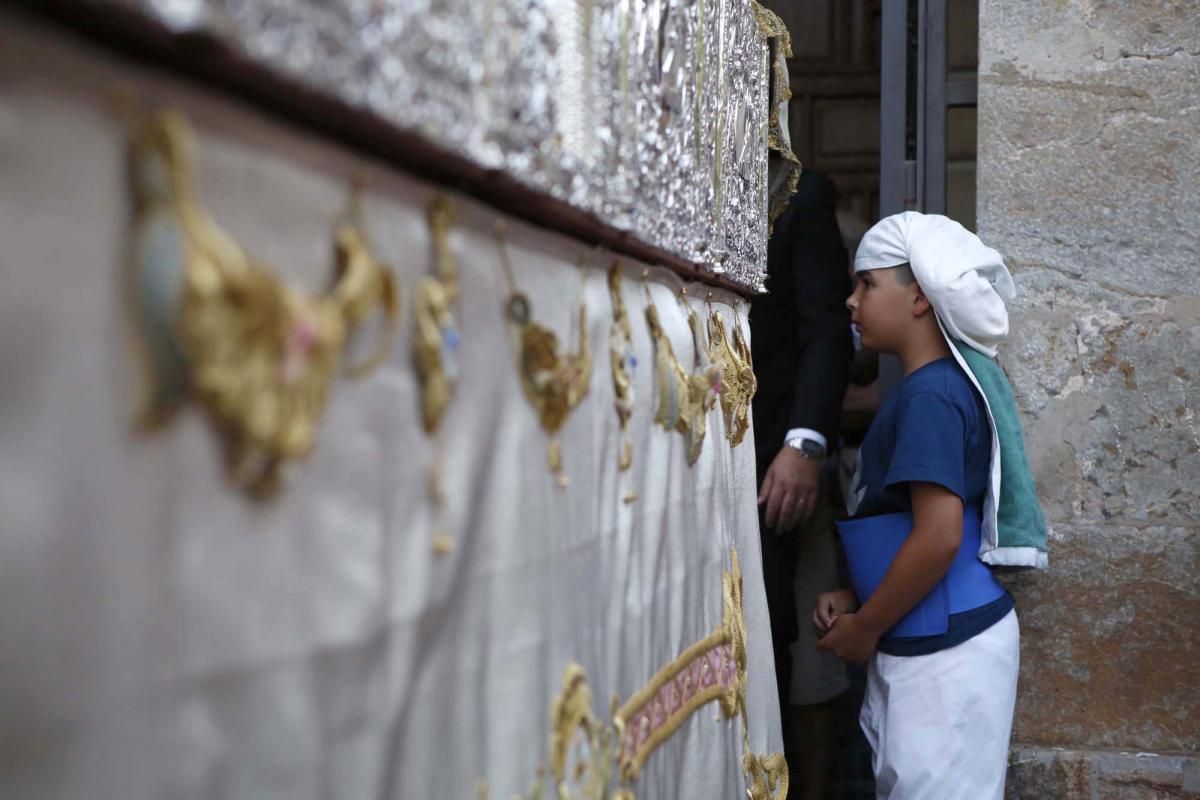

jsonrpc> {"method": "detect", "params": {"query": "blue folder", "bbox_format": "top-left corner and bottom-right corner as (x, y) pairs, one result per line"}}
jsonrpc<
(835, 504), (1004, 639)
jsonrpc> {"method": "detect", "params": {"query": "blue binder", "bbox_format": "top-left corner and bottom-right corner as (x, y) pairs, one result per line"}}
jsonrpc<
(835, 504), (1005, 639)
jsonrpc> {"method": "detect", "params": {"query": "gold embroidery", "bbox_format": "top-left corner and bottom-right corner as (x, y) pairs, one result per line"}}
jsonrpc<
(732, 307), (758, 429)
(707, 308), (756, 446)
(413, 196), (460, 434)
(549, 665), (616, 799)
(612, 549), (747, 781)
(753, 2), (803, 232)
(128, 110), (396, 498)
(644, 288), (721, 465)
(496, 224), (592, 486)
(608, 264), (638, 502)
(413, 197), (461, 554)
(500, 550), (785, 799)
(332, 188), (400, 379)
(743, 751), (789, 800)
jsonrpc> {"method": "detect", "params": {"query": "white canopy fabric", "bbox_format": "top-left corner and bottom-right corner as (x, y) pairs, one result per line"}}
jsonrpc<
(0, 16), (783, 800)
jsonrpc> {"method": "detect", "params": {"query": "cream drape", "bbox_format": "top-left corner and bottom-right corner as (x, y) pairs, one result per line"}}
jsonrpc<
(0, 15), (782, 799)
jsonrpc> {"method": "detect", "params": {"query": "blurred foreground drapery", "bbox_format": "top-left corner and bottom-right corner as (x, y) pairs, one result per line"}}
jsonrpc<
(0, 10), (785, 799)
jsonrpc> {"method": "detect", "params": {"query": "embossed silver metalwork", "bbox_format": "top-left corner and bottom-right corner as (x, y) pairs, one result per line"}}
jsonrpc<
(108, 0), (784, 291)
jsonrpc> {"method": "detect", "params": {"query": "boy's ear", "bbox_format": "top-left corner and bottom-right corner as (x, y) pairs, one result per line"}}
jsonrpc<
(911, 285), (934, 318)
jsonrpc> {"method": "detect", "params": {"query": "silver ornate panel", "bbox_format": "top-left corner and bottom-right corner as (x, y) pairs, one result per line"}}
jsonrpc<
(104, 0), (784, 292)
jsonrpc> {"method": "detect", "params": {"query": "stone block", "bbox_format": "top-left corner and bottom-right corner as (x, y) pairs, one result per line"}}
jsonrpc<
(1006, 746), (1200, 799)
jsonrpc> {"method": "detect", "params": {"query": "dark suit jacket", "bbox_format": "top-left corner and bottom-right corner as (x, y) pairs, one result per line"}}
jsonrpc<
(750, 170), (854, 475)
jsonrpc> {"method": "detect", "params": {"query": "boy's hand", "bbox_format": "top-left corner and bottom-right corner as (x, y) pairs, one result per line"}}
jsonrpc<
(758, 447), (821, 532)
(816, 612), (880, 665)
(812, 588), (858, 635)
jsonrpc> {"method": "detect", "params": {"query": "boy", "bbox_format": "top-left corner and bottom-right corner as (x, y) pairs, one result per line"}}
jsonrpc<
(812, 212), (1029, 799)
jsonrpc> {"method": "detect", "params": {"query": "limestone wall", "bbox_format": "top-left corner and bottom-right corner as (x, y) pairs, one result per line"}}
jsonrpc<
(977, 1), (1199, 796)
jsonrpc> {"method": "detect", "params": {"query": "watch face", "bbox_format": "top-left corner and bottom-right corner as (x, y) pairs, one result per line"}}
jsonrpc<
(800, 439), (824, 459)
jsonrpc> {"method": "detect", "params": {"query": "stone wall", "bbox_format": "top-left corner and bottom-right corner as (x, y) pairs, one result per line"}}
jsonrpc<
(977, 1), (1199, 796)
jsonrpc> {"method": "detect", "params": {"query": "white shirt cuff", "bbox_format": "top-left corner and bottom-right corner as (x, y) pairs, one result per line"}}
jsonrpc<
(784, 428), (827, 449)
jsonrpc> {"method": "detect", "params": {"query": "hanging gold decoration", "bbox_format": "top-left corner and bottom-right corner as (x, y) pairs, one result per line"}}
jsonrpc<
(413, 196), (461, 433)
(128, 110), (397, 498)
(643, 287), (722, 466)
(644, 301), (684, 432)
(743, 751), (790, 800)
(413, 196), (462, 554)
(607, 265), (638, 502)
(732, 306), (758, 440)
(706, 307), (756, 447)
(496, 223), (592, 486)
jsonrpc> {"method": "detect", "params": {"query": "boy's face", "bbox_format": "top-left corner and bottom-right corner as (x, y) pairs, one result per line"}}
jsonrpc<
(845, 266), (921, 353)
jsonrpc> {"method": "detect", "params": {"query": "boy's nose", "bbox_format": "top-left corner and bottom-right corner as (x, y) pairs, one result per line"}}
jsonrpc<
(846, 292), (858, 312)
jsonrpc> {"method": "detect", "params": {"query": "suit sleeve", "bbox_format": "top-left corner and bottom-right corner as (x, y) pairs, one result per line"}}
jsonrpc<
(783, 198), (854, 445)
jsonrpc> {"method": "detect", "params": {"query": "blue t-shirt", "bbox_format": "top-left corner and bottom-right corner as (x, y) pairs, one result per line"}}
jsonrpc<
(848, 356), (1013, 656)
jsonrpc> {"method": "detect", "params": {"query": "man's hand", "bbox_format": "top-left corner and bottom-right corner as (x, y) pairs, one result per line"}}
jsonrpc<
(815, 612), (880, 665)
(812, 588), (858, 636)
(758, 446), (821, 532)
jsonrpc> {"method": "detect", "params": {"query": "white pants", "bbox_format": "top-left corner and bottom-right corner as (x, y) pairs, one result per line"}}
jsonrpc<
(860, 610), (1019, 800)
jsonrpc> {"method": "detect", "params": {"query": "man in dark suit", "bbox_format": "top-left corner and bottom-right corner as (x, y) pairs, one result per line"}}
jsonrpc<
(751, 169), (854, 798)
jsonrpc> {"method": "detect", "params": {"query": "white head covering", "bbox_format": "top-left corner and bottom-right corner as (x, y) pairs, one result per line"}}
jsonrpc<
(854, 212), (1015, 358)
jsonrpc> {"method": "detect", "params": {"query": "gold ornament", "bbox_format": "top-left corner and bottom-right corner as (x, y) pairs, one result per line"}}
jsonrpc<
(732, 308), (757, 402)
(413, 196), (462, 554)
(643, 287), (722, 466)
(331, 191), (400, 378)
(488, 549), (785, 799)
(128, 110), (397, 498)
(743, 752), (789, 800)
(608, 264), (638, 503)
(496, 224), (592, 485)
(707, 307), (756, 446)
(413, 196), (461, 434)
(550, 665), (615, 799)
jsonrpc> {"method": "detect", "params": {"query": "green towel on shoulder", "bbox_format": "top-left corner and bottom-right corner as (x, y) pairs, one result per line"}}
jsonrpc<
(953, 343), (1050, 569)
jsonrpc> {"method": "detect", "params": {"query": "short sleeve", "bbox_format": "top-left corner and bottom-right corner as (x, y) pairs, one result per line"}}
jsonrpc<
(883, 392), (968, 500)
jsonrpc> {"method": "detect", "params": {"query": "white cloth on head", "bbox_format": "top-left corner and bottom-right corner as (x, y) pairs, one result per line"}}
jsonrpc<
(860, 610), (1020, 800)
(853, 212), (1015, 358)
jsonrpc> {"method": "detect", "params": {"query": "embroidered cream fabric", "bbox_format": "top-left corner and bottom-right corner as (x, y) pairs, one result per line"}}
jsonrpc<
(644, 293), (721, 466)
(613, 548), (749, 782)
(128, 109), (396, 498)
(707, 307), (757, 447)
(413, 196), (462, 553)
(497, 227), (592, 484)
(496, 551), (785, 799)
(608, 264), (636, 475)
(0, 36), (784, 798)
(413, 196), (460, 435)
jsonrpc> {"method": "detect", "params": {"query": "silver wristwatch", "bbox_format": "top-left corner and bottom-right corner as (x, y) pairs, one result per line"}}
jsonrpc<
(786, 437), (826, 461)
